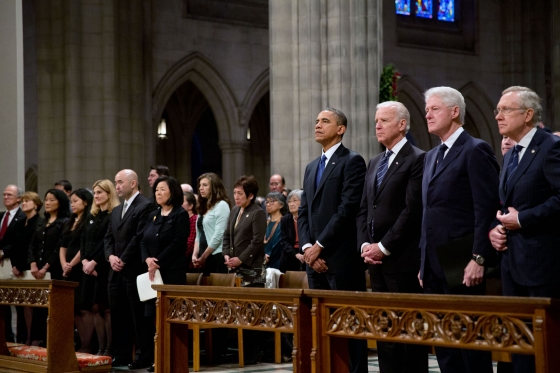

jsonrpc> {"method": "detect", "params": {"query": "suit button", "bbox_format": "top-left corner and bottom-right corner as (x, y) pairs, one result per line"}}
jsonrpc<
(156, 234), (158, 236)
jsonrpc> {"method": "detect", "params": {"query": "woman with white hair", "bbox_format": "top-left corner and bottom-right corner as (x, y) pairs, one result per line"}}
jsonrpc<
(279, 189), (305, 272)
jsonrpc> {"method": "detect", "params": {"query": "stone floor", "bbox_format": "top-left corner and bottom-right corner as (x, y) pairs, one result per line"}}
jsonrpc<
(115, 353), (498, 372)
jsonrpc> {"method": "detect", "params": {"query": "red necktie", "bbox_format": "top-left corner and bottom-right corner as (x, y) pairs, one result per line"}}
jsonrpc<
(0, 212), (9, 240)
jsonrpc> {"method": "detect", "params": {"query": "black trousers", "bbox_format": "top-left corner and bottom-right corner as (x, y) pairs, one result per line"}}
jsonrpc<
(108, 269), (155, 364)
(422, 261), (493, 373)
(369, 266), (429, 373)
(501, 267), (560, 373)
(308, 269), (369, 373)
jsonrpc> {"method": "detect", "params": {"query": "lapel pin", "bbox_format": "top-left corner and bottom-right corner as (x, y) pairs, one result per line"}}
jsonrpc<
(246, 214), (249, 218)
(395, 162), (399, 165)
(153, 216), (156, 221)
(90, 220), (93, 224)
(531, 150), (535, 153)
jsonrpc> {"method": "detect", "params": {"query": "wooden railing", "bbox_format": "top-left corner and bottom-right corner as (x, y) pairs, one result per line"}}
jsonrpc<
(153, 285), (312, 373)
(154, 286), (560, 373)
(306, 290), (560, 373)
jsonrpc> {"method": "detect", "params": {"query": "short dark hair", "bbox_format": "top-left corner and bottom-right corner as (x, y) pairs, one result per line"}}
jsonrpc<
(44, 188), (71, 219)
(150, 165), (171, 177)
(54, 180), (72, 193)
(234, 175), (259, 202)
(152, 175), (183, 207)
(324, 107), (347, 127)
(183, 191), (198, 215)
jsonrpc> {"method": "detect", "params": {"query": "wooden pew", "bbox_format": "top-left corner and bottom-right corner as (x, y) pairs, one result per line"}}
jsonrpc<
(0, 280), (111, 373)
(305, 290), (560, 373)
(153, 285), (311, 373)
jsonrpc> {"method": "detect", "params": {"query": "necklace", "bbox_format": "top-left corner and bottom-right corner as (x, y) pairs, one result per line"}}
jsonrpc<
(263, 219), (280, 244)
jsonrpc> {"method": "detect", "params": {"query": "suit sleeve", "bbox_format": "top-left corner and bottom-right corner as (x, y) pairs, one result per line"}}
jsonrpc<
(380, 152), (425, 256)
(222, 209), (235, 257)
(120, 202), (151, 265)
(316, 154), (366, 251)
(468, 142), (500, 263)
(238, 208), (266, 265)
(298, 165), (312, 247)
(356, 159), (374, 251)
(104, 215), (115, 261)
(155, 211), (190, 271)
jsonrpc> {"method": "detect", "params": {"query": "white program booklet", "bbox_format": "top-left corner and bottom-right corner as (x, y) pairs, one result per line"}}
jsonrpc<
(136, 270), (163, 302)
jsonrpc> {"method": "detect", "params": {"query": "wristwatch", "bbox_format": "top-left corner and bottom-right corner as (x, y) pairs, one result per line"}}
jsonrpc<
(472, 254), (485, 266)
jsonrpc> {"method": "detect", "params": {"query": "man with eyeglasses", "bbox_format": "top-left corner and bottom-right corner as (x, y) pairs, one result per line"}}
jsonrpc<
(489, 86), (560, 373)
(419, 87), (499, 373)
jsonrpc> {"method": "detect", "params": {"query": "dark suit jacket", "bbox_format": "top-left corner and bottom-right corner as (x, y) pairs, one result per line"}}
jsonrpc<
(493, 129), (560, 286)
(298, 144), (366, 274)
(222, 202), (266, 270)
(10, 213), (38, 272)
(279, 213), (303, 272)
(1, 208), (26, 261)
(28, 215), (70, 279)
(104, 194), (153, 280)
(356, 141), (425, 274)
(420, 130), (500, 281)
(141, 207), (189, 285)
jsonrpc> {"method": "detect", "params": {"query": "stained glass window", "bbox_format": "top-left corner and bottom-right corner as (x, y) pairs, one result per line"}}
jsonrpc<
(416, 0), (432, 19)
(395, 0), (410, 16)
(438, 0), (455, 22)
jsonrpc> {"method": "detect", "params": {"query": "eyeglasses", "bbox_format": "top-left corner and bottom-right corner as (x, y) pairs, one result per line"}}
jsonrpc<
(265, 199), (279, 204)
(269, 182), (282, 186)
(494, 107), (526, 116)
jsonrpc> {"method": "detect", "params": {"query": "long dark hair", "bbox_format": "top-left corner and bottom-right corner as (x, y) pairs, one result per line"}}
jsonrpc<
(66, 188), (93, 232)
(197, 173), (231, 215)
(152, 176), (183, 208)
(44, 189), (71, 220)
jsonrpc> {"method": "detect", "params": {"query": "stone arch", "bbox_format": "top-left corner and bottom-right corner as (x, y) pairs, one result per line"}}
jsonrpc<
(25, 165), (38, 193)
(460, 82), (501, 159)
(398, 75), (438, 151)
(152, 52), (239, 144)
(241, 68), (270, 128)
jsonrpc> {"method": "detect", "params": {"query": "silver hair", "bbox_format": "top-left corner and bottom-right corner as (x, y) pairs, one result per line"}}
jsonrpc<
(502, 86), (542, 126)
(287, 189), (303, 201)
(424, 86), (466, 125)
(376, 101), (411, 133)
(16, 186), (23, 198)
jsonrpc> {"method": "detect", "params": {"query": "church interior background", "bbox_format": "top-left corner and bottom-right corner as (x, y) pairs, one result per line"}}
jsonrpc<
(2, 0), (558, 197)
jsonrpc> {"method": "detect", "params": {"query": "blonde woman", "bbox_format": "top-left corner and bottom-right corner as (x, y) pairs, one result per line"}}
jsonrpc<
(80, 180), (120, 356)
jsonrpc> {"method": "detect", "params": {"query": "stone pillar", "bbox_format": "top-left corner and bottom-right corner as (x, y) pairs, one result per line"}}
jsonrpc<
(0, 0), (25, 192)
(219, 141), (248, 193)
(35, 0), (148, 194)
(270, 0), (383, 189)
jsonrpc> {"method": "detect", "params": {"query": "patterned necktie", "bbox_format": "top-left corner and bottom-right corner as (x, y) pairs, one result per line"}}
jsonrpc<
(121, 201), (128, 219)
(505, 145), (523, 191)
(376, 150), (394, 190)
(315, 154), (327, 188)
(435, 144), (448, 172)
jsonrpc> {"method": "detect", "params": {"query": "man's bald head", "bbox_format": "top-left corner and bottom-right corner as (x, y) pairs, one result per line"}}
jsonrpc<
(115, 169), (139, 200)
(181, 184), (193, 193)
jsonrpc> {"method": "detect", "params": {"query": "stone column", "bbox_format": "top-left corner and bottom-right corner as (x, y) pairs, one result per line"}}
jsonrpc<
(0, 0), (25, 191)
(35, 0), (148, 194)
(270, 0), (383, 189)
(219, 141), (248, 193)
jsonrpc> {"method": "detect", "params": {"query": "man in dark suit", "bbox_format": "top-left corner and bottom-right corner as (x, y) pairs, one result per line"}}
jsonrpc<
(357, 102), (427, 373)
(299, 108), (368, 373)
(0, 185), (26, 342)
(489, 86), (560, 373)
(419, 87), (500, 373)
(104, 169), (154, 368)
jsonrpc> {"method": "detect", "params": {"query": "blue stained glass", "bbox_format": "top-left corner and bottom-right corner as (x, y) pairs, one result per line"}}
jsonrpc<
(416, 0), (432, 19)
(395, 0), (411, 15)
(438, 0), (455, 21)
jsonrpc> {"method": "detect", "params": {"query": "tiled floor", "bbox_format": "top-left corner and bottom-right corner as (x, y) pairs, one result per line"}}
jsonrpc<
(116, 353), (498, 372)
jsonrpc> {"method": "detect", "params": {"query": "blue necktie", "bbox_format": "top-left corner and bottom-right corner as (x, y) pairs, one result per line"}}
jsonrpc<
(315, 154), (327, 188)
(376, 150), (393, 190)
(505, 145), (523, 191)
(435, 143), (448, 172)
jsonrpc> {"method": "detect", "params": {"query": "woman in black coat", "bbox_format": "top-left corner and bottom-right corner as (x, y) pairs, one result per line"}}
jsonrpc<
(279, 189), (305, 273)
(141, 176), (189, 291)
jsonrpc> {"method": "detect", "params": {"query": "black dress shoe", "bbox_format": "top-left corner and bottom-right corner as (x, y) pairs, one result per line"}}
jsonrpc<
(111, 357), (130, 367)
(128, 361), (151, 369)
(146, 365), (155, 372)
